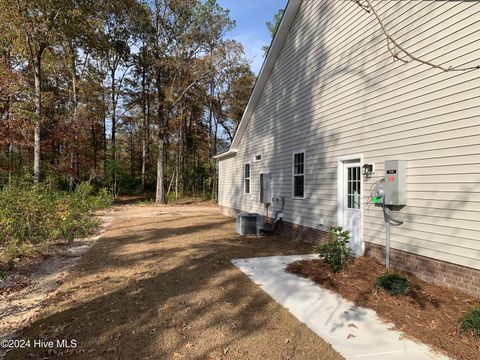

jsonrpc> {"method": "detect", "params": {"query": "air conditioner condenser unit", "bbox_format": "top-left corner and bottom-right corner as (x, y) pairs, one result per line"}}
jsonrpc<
(236, 213), (263, 236)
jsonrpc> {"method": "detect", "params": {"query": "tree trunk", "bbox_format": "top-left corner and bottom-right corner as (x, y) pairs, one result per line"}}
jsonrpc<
(33, 55), (42, 183)
(102, 89), (107, 175)
(178, 105), (185, 197)
(4, 49), (13, 183)
(141, 68), (147, 192)
(70, 45), (78, 190)
(212, 121), (218, 200)
(155, 134), (165, 203)
(69, 151), (75, 191)
(111, 69), (117, 194)
(155, 67), (165, 203)
(7, 143), (13, 183)
(92, 124), (97, 171)
(175, 157), (178, 202)
(209, 81), (214, 158)
(129, 132), (134, 178)
(6, 98), (13, 183)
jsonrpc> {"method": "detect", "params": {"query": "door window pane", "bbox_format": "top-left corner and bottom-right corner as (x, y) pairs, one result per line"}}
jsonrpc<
(346, 166), (361, 209)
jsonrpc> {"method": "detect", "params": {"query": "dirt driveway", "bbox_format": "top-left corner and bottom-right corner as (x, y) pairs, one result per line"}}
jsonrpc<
(5, 203), (341, 360)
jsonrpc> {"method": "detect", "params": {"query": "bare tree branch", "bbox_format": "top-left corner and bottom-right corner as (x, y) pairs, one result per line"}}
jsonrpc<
(355, 0), (480, 72)
(170, 74), (207, 109)
(353, 0), (370, 13)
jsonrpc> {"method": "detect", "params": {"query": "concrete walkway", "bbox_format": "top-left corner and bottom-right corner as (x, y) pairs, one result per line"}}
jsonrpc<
(232, 255), (449, 360)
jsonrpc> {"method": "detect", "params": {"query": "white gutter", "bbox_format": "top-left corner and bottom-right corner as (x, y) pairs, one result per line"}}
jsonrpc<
(213, 149), (237, 160)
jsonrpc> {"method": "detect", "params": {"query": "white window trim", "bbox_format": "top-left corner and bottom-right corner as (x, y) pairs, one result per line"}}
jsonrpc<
(292, 151), (305, 199)
(336, 154), (364, 256)
(336, 154), (364, 225)
(244, 163), (251, 194)
(254, 154), (262, 162)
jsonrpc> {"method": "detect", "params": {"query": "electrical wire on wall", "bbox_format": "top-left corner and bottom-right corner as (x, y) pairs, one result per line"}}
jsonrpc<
(382, 201), (404, 226)
(260, 196), (285, 235)
(365, 178), (384, 210)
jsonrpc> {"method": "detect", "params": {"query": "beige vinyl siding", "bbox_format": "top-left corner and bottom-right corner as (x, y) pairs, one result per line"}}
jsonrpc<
(218, 0), (480, 270)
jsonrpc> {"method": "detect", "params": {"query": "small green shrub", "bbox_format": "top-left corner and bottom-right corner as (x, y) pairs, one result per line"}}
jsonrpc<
(461, 307), (480, 338)
(313, 226), (352, 272)
(375, 273), (410, 296)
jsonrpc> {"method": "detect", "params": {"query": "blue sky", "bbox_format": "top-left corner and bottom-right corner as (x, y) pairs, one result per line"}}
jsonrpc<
(218, 0), (288, 74)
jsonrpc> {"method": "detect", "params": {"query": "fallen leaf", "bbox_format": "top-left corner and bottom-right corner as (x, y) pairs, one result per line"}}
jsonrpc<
(347, 323), (358, 329)
(347, 334), (356, 340)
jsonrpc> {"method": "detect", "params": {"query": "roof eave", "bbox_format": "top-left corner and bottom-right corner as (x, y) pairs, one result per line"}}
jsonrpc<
(213, 149), (238, 161)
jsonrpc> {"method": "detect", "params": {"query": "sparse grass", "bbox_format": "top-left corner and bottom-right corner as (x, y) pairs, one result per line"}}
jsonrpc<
(461, 307), (480, 338)
(138, 198), (156, 205)
(375, 272), (410, 296)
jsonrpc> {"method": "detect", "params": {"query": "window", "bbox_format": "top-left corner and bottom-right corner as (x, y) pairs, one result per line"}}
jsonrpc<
(244, 163), (251, 194)
(293, 152), (305, 198)
(254, 154), (262, 162)
(346, 166), (361, 209)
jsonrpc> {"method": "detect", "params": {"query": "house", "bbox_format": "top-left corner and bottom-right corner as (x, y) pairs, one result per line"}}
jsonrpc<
(215, 0), (480, 296)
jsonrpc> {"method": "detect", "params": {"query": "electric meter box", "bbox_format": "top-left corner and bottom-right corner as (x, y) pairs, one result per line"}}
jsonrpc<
(384, 160), (407, 206)
(260, 173), (272, 204)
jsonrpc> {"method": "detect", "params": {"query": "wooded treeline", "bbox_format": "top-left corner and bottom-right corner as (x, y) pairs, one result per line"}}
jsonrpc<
(0, 0), (255, 202)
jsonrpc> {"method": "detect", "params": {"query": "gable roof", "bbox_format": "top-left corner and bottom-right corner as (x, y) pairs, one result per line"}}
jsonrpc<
(214, 0), (302, 160)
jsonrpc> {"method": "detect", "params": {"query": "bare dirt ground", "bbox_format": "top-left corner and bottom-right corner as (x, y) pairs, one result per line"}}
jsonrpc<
(0, 213), (114, 347)
(3, 203), (341, 360)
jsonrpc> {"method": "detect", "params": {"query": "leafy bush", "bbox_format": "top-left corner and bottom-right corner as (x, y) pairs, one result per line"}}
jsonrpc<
(461, 307), (480, 338)
(0, 181), (112, 260)
(313, 226), (352, 272)
(375, 273), (410, 296)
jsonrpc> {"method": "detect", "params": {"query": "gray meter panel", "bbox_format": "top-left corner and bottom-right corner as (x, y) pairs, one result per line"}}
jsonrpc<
(260, 173), (272, 204)
(384, 160), (407, 206)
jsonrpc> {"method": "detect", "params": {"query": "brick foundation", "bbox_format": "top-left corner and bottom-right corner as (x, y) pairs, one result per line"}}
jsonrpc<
(364, 243), (480, 297)
(276, 220), (330, 244)
(219, 205), (480, 298)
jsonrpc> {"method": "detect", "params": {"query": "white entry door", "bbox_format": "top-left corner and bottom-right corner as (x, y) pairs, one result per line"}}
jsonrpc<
(343, 161), (363, 255)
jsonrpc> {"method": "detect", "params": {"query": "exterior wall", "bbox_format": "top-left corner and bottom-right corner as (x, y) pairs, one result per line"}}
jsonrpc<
(218, 1), (480, 274)
(219, 204), (480, 297)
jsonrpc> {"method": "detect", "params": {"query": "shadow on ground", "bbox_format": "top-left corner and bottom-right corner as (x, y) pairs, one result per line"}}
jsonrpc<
(5, 204), (341, 360)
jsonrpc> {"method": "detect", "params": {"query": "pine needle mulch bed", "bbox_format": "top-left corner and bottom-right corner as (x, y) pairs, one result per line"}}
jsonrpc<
(286, 257), (480, 360)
